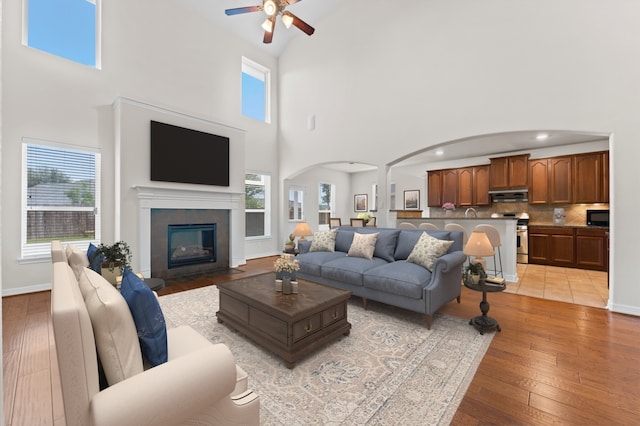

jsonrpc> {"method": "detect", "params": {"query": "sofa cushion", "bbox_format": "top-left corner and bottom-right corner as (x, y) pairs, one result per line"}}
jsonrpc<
(363, 261), (432, 299)
(335, 229), (355, 253)
(406, 232), (454, 271)
(347, 232), (379, 259)
(79, 268), (144, 385)
(120, 269), (168, 367)
(296, 251), (346, 276)
(309, 229), (337, 252)
(357, 228), (400, 262)
(87, 243), (105, 273)
(322, 256), (388, 286)
(394, 230), (452, 260)
(66, 243), (90, 280)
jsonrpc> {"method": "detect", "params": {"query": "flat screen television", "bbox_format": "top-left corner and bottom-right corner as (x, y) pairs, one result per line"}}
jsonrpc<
(150, 120), (230, 187)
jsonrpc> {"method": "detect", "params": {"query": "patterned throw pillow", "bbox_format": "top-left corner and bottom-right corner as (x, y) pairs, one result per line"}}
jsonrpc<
(347, 232), (379, 260)
(406, 232), (454, 271)
(309, 229), (338, 252)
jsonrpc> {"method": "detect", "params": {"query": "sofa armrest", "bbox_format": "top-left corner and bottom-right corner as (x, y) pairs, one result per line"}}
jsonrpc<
(431, 251), (467, 274)
(90, 343), (240, 426)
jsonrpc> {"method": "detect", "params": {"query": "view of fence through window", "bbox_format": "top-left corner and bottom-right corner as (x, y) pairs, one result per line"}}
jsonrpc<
(25, 143), (98, 244)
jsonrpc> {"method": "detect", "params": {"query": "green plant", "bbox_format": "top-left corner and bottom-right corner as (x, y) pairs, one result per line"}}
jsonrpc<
(94, 241), (132, 271)
(465, 262), (486, 278)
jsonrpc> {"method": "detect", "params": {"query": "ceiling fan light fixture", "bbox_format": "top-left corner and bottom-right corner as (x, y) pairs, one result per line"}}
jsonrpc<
(263, 0), (277, 16)
(261, 17), (274, 32)
(282, 12), (294, 29)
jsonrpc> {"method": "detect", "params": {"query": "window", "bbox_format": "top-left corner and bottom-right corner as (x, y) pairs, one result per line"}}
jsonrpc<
(318, 183), (335, 226)
(245, 173), (271, 238)
(22, 139), (101, 258)
(289, 188), (304, 221)
(24, 0), (101, 68)
(242, 57), (270, 123)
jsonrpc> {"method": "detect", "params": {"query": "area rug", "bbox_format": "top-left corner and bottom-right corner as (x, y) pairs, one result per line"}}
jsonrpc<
(159, 285), (493, 425)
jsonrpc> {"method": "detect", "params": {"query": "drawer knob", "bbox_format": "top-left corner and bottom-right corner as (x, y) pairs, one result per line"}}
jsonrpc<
(305, 322), (313, 332)
(332, 309), (338, 319)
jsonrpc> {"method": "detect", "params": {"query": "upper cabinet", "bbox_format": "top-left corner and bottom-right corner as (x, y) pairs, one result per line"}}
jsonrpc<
(528, 156), (572, 204)
(574, 151), (609, 203)
(427, 165), (490, 207)
(489, 154), (529, 190)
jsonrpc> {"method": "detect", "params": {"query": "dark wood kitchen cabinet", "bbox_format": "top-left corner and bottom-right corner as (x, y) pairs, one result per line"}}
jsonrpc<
(427, 170), (443, 207)
(528, 156), (573, 204)
(574, 151), (608, 203)
(575, 228), (608, 271)
(442, 169), (458, 206)
(528, 226), (574, 267)
(457, 165), (490, 206)
(490, 154), (529, 190)
(529, 226), (608, 271)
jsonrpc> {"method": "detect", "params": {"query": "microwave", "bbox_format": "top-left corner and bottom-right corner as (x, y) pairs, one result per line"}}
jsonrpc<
(586, 209), (609, 227)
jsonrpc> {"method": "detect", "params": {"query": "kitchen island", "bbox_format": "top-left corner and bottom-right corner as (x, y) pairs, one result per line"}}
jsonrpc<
(396, 217), (519, 282)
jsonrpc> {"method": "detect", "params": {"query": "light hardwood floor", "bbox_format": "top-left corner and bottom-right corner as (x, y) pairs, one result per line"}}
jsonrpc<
(3, 258), (638, 425)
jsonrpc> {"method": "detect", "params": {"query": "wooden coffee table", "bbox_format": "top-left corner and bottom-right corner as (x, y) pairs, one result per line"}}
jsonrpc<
(216, 273), (351, 368)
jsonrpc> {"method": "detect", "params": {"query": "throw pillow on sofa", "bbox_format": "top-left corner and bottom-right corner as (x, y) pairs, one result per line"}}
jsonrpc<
(407, 231), (454, 271)
(347, 232), (379, 259)
(87, 242), (105, 274)
(309, 229), (338, 252)
(120, 269), (168, 367)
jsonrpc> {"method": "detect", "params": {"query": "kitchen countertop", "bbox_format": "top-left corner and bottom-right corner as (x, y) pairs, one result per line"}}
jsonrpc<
(529, 223), (609, 229)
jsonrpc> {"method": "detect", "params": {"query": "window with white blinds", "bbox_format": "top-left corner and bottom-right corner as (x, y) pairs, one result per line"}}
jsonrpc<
(22, 139), (101, 258)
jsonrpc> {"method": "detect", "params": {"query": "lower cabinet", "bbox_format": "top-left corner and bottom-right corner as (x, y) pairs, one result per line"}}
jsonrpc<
(529, 226), (608, 271)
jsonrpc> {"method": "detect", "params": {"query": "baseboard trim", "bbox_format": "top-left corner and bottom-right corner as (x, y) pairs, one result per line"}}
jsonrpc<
(609, 302), (640, 317)
(3, 282), (51, 297)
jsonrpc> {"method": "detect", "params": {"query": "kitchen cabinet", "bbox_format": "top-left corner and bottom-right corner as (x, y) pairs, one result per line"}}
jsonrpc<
(490, 154), (529, 190)
(529, 226), (608, 271)
(528, 156), (573, 204)
(427, 165), (490, 207)
(528, 226), (574, 267)
(574, 151), (608, 204)
(427, 170), (443, 207)
(575, 228), (608, 271)
(457, 165), (490, 206)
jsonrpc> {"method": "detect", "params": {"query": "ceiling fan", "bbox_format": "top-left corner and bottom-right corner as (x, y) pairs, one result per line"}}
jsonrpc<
(225, 0), (315, 44)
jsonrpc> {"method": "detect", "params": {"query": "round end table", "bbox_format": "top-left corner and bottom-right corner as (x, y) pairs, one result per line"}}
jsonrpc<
(463, 276), (505, 335)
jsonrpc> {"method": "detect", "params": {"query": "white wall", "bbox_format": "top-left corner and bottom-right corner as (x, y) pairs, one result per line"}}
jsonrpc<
(278, 0), (640, 316)
(1, 0), (280, 294)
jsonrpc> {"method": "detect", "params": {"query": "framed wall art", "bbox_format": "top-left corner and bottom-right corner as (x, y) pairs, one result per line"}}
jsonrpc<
(403, 190), (420, 210)
(354, 194), (368, 212)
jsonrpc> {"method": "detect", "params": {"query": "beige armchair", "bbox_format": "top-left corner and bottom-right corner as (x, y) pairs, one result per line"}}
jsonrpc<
(51, 241), (259, 426)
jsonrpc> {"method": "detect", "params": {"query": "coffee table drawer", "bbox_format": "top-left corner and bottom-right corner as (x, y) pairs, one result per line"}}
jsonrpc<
(293, 313), (322, 342)
(322, 303), (346, 326)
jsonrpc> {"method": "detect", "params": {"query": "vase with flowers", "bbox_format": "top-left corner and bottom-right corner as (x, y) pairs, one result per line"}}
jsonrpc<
(274, 254), (300, 281)
(442, 202), (456, 217)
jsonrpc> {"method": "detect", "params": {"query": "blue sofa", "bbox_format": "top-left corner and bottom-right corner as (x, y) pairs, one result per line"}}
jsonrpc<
(296, 226), (466, 329)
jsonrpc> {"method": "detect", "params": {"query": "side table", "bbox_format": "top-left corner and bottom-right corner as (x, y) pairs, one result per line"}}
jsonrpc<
(463, 277), (505, 335)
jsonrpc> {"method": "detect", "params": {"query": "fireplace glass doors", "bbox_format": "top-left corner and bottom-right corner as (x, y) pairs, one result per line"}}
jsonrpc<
(167, 224), (216, 268)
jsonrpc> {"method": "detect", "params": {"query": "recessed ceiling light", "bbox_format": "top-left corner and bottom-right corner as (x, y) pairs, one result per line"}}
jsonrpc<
(536, 133), (549, 141)
(435, 150), (444, 156)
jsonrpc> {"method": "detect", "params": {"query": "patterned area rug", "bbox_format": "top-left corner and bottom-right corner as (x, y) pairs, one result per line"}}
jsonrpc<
(159, 285), (493, 425)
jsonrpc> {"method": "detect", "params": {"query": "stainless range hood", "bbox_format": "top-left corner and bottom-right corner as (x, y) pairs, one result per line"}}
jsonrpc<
(489, 189), (528, 203)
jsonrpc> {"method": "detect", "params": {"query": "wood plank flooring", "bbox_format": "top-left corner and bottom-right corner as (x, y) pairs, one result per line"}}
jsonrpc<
(3, 257), (639, 425)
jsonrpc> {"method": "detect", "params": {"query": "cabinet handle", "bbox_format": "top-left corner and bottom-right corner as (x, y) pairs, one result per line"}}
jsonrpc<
(332, 309), (338, 319)
(305, 322), (313, 332)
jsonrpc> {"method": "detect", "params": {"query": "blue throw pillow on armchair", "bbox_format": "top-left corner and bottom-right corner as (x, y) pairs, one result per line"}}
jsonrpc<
(87, 243), (105, 273)
(120, 269), (168, 366)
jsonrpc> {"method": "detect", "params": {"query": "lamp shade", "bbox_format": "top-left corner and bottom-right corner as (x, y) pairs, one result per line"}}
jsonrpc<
(292, 222), (313, 239)
(463, 231), (494, 257)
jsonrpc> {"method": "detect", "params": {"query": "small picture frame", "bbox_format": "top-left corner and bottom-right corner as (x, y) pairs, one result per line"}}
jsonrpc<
(354, 194), (368, 212)
(403, 190), (420, 210)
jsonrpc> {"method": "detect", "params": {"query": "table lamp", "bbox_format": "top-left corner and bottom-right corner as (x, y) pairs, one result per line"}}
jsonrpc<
(292, 222), (313, 247)
(463, 231), (494, 270)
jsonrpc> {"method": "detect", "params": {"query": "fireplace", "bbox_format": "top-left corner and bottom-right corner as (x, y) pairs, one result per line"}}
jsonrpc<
(167, 224), (216, 269)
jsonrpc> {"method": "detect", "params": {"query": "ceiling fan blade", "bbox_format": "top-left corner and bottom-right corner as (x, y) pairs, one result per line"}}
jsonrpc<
(286, 0), (302, 5)
(225, 5), (261, 16)
(263, 17), (275, 43)
(289, 13), (315, 36)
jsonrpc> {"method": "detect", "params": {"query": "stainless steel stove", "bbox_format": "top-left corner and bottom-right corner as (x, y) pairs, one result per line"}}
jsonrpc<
(492, 212), (529, 263)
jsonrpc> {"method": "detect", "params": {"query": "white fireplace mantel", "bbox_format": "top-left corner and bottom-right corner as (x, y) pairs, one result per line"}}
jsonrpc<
(134, 185), (245, 277)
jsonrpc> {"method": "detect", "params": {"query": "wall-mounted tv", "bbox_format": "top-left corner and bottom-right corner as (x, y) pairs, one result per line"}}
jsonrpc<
(150, 120), (230, 187)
